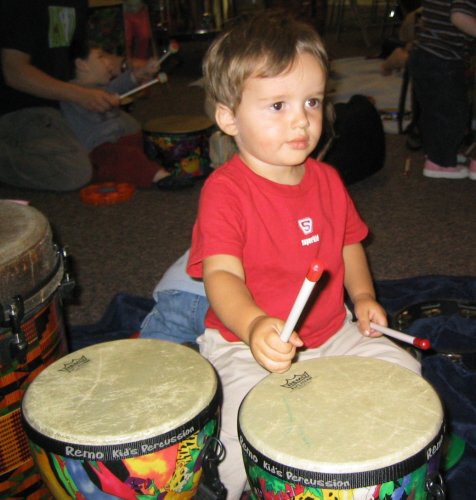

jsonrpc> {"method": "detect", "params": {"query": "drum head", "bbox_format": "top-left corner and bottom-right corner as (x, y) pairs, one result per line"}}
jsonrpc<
(0, 201), (57, 309)
(144, 115), (213, 134)
(239, 356), (443, 475)
(22, 339), (218, 450)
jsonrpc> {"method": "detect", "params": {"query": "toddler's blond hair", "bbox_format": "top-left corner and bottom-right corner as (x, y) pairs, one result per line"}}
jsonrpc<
(203, 9), (329, 112)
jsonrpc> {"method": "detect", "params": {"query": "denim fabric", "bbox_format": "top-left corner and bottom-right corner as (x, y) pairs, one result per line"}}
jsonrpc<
(408, 48), (468, 166)
(139, 290), (209, 344)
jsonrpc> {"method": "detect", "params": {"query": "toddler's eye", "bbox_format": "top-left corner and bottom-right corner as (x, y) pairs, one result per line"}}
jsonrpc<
(271, 102), (284, 111)
(306, 98), (321, 109)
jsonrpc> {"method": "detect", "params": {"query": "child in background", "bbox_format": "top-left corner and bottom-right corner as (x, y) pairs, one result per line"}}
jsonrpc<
(60, 45), (193, 190)
(187, 10), (421, 497)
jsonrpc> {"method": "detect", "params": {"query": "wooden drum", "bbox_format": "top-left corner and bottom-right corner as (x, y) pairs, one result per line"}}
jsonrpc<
(0, 200), (70, 498)
(22, 339), (220, 499)
(143, 115), (214, 179)
(238, 356), (446, 499)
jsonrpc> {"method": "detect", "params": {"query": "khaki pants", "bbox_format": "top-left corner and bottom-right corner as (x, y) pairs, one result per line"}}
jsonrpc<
(0, 107), (91, 191)
(198, 312), (421, 499)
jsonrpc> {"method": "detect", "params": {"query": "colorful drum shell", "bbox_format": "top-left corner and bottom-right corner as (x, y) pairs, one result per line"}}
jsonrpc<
(238, 356), (445, 500)
(21, 339), (220, 499)
(143, 115), (214, 178)
(0, 200), (69, 499)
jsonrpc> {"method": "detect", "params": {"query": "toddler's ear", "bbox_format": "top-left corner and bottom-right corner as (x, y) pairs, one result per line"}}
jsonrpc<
(215, 104), (238, 136)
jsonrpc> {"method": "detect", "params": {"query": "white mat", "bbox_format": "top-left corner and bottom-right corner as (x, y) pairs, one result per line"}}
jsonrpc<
(328, 57), (411, 134)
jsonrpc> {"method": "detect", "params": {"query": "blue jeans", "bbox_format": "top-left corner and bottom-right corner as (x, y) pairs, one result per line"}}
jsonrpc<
(139, 290), (209, 344)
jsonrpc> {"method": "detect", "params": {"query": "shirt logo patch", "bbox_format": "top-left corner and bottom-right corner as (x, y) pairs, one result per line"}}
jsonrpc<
(298, 217), (313, 235)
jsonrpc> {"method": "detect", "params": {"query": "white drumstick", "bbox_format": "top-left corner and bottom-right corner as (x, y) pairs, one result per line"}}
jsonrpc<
(119, 75), (163, 99)
(280, 259), (324, 342)
(119, 41), (179, 100)
(369, 322), (430, 350)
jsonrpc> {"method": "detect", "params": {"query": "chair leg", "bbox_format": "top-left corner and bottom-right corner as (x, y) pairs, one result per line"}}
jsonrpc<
(397, 66), (410, 135)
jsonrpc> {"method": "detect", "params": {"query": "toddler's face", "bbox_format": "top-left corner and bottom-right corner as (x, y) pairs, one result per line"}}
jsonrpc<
(85, 48), (114, 85)
(231, 52), (325, 178)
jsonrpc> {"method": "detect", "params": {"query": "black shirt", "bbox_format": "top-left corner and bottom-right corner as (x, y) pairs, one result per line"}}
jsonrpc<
(0, 0), (88, 115)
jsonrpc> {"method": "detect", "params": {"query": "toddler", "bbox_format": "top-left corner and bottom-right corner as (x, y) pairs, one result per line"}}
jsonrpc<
(187, 10), (420, 497)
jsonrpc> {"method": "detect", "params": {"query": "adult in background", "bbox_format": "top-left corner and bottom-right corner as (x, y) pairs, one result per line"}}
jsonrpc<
(0, 0), (118, 191)
(408, 0), (476, 179)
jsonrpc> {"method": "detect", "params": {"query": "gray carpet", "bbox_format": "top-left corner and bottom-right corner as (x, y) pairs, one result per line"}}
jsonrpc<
(1, 26), (475, 328)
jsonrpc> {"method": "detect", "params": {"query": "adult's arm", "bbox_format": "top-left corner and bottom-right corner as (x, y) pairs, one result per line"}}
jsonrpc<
(1, 48), (120, 112)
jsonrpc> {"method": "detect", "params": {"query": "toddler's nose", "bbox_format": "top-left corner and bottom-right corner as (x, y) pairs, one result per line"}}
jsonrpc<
(292, 107), (310, 128)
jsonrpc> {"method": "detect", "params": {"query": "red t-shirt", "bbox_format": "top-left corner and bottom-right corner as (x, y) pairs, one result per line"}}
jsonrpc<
(188, 155), (368, 347)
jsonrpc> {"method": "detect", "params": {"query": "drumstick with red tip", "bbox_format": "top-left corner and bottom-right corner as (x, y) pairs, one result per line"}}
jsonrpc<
(369, 322), (431, 350)
(280, 259), (324, 342)
(119, 41), (179, 100)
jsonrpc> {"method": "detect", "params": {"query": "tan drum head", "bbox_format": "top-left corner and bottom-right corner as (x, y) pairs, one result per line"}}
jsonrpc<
(143, 115), (214, 134)
(22, 339), (218, 454)
(239, 356), (443, 476)
(0, 201), (58, 313)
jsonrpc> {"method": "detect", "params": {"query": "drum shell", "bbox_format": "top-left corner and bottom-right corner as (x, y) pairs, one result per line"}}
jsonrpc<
(238, 356), (445, 499)
(0, 201), (69, 499)
(21, 339), (220, 499)
(143, 115), (214, 178)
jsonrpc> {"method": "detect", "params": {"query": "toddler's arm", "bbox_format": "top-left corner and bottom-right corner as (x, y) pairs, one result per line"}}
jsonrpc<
(203, 254), (303, 373)
(343, 243), (387, 336)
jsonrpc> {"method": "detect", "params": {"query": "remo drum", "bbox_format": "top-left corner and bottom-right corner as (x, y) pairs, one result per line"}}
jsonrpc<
(0, 200), (71, 498)
(238, 356), (445, 499)
(143, 114), (214, 178)
(22, 339), (220, 499)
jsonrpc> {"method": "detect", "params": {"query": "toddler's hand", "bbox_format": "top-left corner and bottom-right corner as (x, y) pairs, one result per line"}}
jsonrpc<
(353, 295), (387, 337)
(248, 316), (303, 373)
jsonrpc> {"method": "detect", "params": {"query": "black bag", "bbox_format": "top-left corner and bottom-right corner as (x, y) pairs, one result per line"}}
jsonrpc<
(315, 94), (386, 184)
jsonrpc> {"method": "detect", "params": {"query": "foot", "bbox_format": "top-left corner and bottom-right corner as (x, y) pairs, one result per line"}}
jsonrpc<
(156, 174), (195, 191)
(469, 159), (476, 180)
(423, 159), (468, 179)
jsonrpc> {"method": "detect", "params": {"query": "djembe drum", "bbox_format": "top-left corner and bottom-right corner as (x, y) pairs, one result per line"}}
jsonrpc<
(238, 356), (446, 499)
(143, 114), (214, 178)
(21, 339), (220, 499)
(0, 200), (72, 498)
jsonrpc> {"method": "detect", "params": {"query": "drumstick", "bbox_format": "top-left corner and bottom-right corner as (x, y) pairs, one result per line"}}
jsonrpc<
(369, 322), (431, 350)
(119, 41), (179, 100)
(280, 259), (324, 343)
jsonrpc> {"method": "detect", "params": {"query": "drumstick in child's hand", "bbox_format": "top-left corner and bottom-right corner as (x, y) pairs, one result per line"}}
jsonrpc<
(369, 322), (431, 350)
(119, 41), (179, 100)
(280, 259), (324, 343)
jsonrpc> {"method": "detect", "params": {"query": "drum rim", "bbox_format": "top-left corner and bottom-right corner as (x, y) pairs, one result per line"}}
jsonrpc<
(21, 339), (220, 458)
(238, 420), (445, 489)
(237, 356), (444, 487)
(22, 388), (220, 461)
(143, 114), (215, 135)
